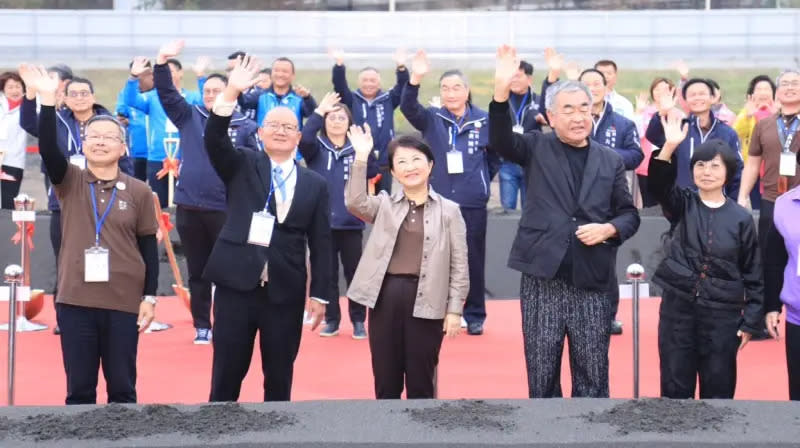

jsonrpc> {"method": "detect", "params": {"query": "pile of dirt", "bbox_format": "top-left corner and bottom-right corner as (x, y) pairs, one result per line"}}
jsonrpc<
(6, 402), (296, 442)
(403, 400), (518, 432)
(584, 399), (740, 435)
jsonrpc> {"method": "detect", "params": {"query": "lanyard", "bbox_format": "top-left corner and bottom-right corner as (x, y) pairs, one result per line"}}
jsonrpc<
(73, 120), (83, 151)
(777, 116), (800, 153)
(510, 91), (530, 125)
(264, 161), (297, 211)
(89, 183), (118, 247)
(449, 112), (467, 150)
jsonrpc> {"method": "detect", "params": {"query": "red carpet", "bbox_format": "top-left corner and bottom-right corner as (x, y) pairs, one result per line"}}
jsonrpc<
(0, 296), (788, 405)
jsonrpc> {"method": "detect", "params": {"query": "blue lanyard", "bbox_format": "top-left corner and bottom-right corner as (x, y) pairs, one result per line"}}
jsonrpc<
(73, 121), (83, 152)
(450, 112), (467, 150)
(777, 116), (800, 152)
(264, 162), (297, 211)
(511, 91), (530, 125)
(89, 183), (117, 246)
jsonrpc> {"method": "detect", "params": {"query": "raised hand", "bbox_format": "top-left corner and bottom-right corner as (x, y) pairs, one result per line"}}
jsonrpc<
(226, 55), (261, 95)
(657, 86), (677, 116)
(565, 61), (581, 81)
(544, 47), (563, 82)
(661, 112), (689, 150)
(392, 48), (408, 67)
(130, 56), (150, 77)
(348, 123), (374, 162)
(294, 84), (311, 98)
(744, 94), (757, 117)
(315, 92), (342, 116)
(18, 63), (40, 94)
(157, 39), (185, 65)
(328, 48), (345, 66)
(19, 64), (58, 105)
(410, 50), (430, 85)
(674, 59), (690, 80)
(193, 56), (212, 77)
(494, 44), (519, 102)
(635, 92), (650, 114)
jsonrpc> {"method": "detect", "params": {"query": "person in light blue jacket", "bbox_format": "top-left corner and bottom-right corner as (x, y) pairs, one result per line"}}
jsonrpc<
(116, 59), (153, 182)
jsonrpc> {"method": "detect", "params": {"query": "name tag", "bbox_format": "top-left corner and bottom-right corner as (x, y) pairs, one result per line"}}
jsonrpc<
(84, 246), (110, 283)
(513, 124), (524, 134)
(70, 155), (86, 168)
(780, 152), (797, 177)
(247, 211), (275, 247)
(446, 150), (464, 174)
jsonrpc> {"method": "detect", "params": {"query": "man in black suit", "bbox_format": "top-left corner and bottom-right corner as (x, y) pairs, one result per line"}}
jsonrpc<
(488, 46), (640, 398)
(203, 55), (332, 402)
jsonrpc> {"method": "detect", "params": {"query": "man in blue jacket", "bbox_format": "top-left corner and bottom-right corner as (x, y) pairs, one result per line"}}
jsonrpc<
(150, 41), (259, 344)
(646, 78), (742, 198)
(579, 68), (643, 336)
(238, 57), (317, 131)
(19, 74), (133, 334)
(125, 56), (205, 207)
(116, 59), (153, 182)
(330, 49), (409, 193)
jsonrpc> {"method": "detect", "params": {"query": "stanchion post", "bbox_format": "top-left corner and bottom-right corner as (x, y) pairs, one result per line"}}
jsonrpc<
(4, 264), (22, 406)
(626, 263), (645, 399)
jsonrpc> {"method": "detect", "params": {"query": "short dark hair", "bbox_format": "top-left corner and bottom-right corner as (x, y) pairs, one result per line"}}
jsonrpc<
(86, 114), (126, 141)
(227, 50), (246, 60)
(594, 59), (618, 72)
(649, 77), (675, 101)
(690, 139), (739, 185)
(47, 64), (73, 81)
(320, 103), (353, 140)
(359, 66), (380, 75)
(682, 78), (716, 99)
(205, 73), (228, 85)
(0, 72), (25, 94)
(259, 68), (272, 76)
(579, 68), (607, 86)
(746, 74), (776, 98)
(65, 77), (94, 94)
(273, 57), (295, 73)
(166, 58), (182, 71)
(128, 59), (152, 70)
(439, 69), (472, 104)
(519, 60), (533, 76)
(388, 135), (435, 171)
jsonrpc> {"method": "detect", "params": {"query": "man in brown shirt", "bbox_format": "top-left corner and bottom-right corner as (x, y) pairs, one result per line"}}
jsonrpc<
(21, 64), (159, 405)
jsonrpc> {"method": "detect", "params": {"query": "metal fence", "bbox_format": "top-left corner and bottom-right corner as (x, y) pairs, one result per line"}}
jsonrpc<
(2, 8), (798, 68)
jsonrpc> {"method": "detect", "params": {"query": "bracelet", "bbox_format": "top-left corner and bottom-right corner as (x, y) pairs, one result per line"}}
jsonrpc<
(142, 295), (157, 306)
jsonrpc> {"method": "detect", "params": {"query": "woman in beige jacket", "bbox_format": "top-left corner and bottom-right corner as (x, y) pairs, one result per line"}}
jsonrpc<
(345, 124), (469, 399)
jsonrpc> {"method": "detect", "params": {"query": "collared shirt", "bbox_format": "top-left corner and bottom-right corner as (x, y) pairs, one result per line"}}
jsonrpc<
(53, 165), (158, 314)
(270, 156), (297, 223)
(769, 185), (800, 325)
(748, 112), (800, 201)
(387, 200), (425, 276)
(607, 90), (635, 121)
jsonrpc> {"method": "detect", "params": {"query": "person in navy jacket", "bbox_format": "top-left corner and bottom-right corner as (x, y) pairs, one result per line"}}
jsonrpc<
(330, 48), (409, 193)
(299, 91), (379, 339)
(646, 78), (743, 198)
(578, 68), (643, 336)
(400, 50), (500, 336)
(148, 41), (259, 344)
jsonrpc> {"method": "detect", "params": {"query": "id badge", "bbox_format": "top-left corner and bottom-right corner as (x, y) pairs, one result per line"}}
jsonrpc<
(84, 246), (110, 283)
(513, 124), (524, 134)
(446, 150), (464, 174)
(247, 211), (275, 247)
(780, 152), (797, 177)
(70, 155), (86, 168)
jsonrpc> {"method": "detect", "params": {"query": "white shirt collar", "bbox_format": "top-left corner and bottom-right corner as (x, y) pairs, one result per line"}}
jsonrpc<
(269, 157), (295, 176)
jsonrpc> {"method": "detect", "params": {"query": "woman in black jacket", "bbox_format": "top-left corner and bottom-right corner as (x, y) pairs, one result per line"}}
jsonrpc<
(648, 112), (764, 399)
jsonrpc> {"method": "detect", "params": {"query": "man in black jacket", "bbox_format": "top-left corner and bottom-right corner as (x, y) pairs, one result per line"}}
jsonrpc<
(489, 46), (640, 398)
(203, 55), (333, 402)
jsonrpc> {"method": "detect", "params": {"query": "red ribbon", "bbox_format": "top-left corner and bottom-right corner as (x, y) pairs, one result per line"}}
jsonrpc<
(156, 157), (180, 180)
(11, 222), (34, 250)
(160, 212), (174, 232)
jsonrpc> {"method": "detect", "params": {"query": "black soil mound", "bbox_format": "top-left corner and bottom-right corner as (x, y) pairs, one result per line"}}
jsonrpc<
(403, 400), (518, 432)
(584, 399), (740, 435)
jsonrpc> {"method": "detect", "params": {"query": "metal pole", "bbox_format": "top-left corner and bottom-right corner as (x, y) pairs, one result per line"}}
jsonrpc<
(626, 263), (645, 399)
(389, 0), (396, 12)
(5, 264), (23, 406)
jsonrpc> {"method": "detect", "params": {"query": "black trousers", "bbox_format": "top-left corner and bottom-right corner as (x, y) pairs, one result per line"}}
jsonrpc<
(50, 210), (62, 298)
(368, 275), (443, 399)
(56, 303), (139, 404)
(787, 322), (800, 400)
(176, 206), (226, 329)
(147, 161), (168, 208)
(460, 206), (487, 325)
(658, 293), (741, 399)
(0, 165), (23, 210)
(210, 284), (305, 402)
(133, 157), (148, 182)
(758, 200), (775, 263)
(326, 229), (366, 325)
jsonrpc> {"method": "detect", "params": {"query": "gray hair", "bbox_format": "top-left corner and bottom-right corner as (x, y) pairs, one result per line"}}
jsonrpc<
(86, 115), (126, 142)
(777, 69), (800, 86)
(439, 69), (469, 88)
(544, 80), (592, 112)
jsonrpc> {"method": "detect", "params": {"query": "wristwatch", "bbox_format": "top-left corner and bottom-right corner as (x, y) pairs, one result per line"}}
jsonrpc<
(142, 295), (158, 306)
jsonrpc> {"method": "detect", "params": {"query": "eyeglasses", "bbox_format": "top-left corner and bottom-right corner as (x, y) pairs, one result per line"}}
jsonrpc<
(326, 115), (348, 122)
(779, 81), (800, 88)
(263, 121), (298, 133)
(559, 105), (591, 116)
(203, 89), (224, 96)
(67, 91), (92, 98)
(85, 134), (123, 143)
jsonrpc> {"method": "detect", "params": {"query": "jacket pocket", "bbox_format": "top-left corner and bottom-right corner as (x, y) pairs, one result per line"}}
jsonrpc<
(513, 221), (550, 257)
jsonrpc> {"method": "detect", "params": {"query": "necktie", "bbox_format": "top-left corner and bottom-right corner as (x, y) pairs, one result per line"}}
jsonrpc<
(273, 165), (286, 201)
